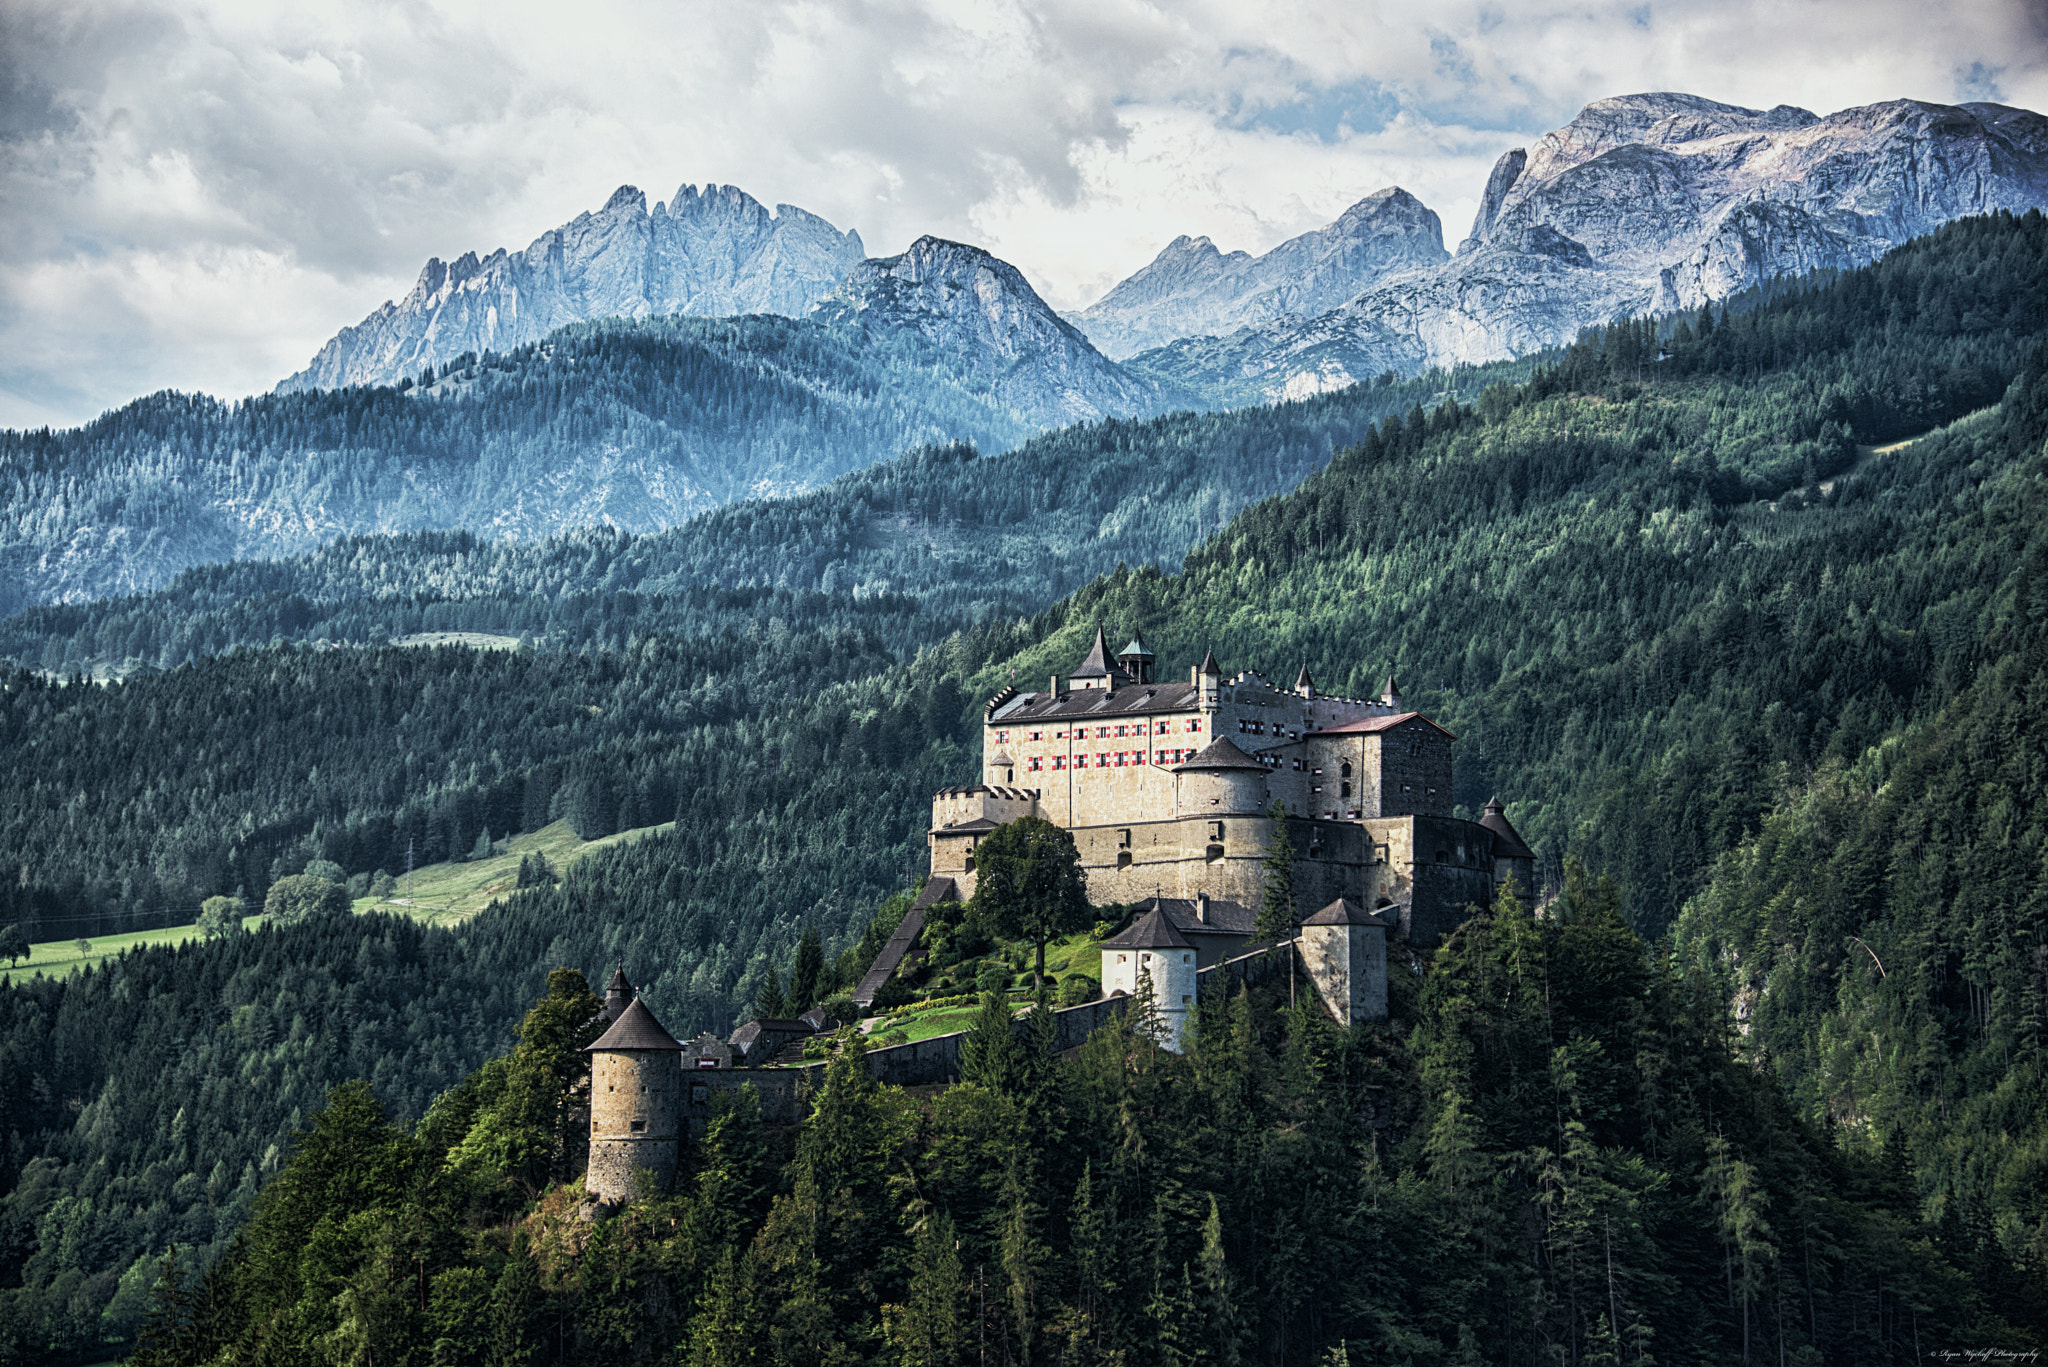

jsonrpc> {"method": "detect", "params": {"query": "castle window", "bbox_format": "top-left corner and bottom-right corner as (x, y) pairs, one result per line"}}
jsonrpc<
(1053, 756), (1065, 770)
(997, 730), (1009, 743)
(1118, 828), (1131, 847)
(1188, 719), (1200, 732)
(1206, 843), (1225, 862)
(1029, 731), (1042, 741)
(1210, 821), (1225, 840)
(630, 1119), (645, 1132)
(1183, 955), (1191, 964)
(1029, 757), (1042, 772)
(1182, 994), (1192, 1003)
(1117, 851), (1132, 869)
(1097, 753), (1109, 767)
(1098, 726), (1111, 738)
(1313, 785), (1322, 793)
(1341, 781), (1352, 797)
(1114, 752), (1125, 767)
(1340, 761), (1352, 777)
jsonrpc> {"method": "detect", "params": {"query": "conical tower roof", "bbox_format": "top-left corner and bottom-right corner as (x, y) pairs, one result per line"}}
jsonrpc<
(602, 963), (633, 1021)
(1070, 626), (1118, 680)
(584, 996), (686, 1052)
(1301, 897), (1394, 926)
(1198, 646), (1221, 676)
(1099, 906), (1192, 950)
(1295, 663), (1315, 694)
(1172, 736), (1269, 772)
(1479, 796), (1536, 860)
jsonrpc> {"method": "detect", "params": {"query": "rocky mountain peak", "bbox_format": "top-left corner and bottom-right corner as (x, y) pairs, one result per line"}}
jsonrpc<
(281, 181), (867, 392)
(1073, 185), (1447, 358)
(1132, 92), (2048, 408)
(812, 235), (1161, 427)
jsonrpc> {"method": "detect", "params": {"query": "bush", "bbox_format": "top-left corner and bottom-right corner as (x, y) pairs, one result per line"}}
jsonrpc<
(1058, 974), (1099, 1007)
(198, 895), (247, 940)
(815, 994), (860, 1028)
(975, 962), (1013, 995)
(264, 875), (351, 925)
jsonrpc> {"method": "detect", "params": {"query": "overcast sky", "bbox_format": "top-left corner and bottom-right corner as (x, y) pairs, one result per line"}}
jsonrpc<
(3, 0), (2044, 429)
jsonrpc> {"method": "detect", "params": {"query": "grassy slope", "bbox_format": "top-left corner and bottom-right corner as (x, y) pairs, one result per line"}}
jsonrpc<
(352, 819), (674, 927)
(2, 818), (669, 980)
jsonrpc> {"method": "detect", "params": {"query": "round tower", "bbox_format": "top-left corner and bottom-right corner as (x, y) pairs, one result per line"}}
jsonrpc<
(584, 993), (686, 1204)
(1172, 736), (1270, 816)
(1097, 906), (1198, 1052)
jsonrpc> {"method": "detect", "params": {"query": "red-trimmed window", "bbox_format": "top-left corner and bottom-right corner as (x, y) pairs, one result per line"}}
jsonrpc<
(1188, 719), (1201, 732)
(1053, 755), (1066, 770)
(1097, 753), (1109, 768)
(1028, 756), (1042, 772)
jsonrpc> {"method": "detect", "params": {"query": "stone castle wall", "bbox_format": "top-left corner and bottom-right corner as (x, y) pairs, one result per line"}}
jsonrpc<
(588, 1049), (684, 1202)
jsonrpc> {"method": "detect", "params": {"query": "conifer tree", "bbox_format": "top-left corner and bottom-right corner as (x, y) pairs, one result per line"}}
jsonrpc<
(1254, 801), (1298, 942)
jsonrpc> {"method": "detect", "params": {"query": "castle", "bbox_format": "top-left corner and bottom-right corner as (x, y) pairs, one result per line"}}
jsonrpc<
(923, 628), (1534, 951)
(580, 631), (1537, 1204)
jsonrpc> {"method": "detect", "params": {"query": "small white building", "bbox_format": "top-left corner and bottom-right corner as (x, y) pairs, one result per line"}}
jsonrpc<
(1098, 906), (1199, 1052)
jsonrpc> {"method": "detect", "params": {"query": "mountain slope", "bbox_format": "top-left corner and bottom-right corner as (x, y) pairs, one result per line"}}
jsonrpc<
(0, 314), (1048, 611)
(811, 236), (1176, 426)
(1072, 186), (1449, 358)
(0, 361), (1522, 670)
(279, 183), (866, 392)
(1131, 95), (2048, 404)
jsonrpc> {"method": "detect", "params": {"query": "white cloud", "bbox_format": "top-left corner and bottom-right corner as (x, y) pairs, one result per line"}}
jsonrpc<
(1, 0), (2043, 426)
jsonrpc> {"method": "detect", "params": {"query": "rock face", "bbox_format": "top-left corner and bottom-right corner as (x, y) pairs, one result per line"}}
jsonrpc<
(812, 236), (1169, 428)
(1073, 187), (1448, 358)
(280, 184), (866, 392)
(1131, 95), (2048, 403)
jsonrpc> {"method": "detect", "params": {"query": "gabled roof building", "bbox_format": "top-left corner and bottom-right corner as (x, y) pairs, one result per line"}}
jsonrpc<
(926, 629), (1538, 952)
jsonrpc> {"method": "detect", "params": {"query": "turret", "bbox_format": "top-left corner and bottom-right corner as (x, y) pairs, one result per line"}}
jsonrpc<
(584, 993), (686, 1204)
(601, 963), (633, 1023)
(1380, 674), (1404, 711)
(1172, 737), (1269, 816)
(1116, 632), (1157, 685)
(1298, 898), (1395, 1024)
(1098, 907), (1197, 1052)
(1294, 664), (1315, 699)
(1479, 796), (1537, 901)
(1069, 626), (1128, 691)
(1195, 646), (1222, 708)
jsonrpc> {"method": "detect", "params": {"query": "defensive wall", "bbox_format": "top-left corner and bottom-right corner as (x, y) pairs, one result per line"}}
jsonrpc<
(680, 943), (1301, 1135)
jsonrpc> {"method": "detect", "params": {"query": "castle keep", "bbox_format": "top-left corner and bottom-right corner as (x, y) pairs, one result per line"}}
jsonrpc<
(927, 629), (1535, 950)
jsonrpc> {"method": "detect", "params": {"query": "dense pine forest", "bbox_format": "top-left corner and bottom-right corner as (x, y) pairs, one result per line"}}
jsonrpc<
(0, 359), (1513, 674)
(0, 211), (2044, 1361)
(115, 891), (2048, 1366)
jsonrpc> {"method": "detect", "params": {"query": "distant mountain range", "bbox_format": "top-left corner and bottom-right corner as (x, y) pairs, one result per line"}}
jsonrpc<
(279, 183), (867, 392)
(1071, 186), (1449, 359)
(5, 89), (2043, 613)
(1108, 95), (2048, 403)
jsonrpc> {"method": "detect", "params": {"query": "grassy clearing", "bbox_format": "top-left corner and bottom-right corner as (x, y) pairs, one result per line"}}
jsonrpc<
(4, 914), (263, 983)
(355, 819), (673, 928)
(1, 819), (665, 982)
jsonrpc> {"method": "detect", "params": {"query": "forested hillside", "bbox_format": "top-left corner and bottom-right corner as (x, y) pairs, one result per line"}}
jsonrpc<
(0, 360), (1516, 674)
(1, 212), (2045, 1362)
(0, 313), (1051, 612)
(111, 893), (2044, 1366)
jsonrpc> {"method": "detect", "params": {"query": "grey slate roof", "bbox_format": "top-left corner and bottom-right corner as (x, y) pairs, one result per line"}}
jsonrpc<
(585, 996), (686, 1052)
(1172, 736), (1270, 771)
(1069, 626), (1123, 681)
(1479, 797), (1537, 860)
(1315, 710), (1457, 740)
(1198, 647), (1220, 676)
(992, 680), (1201, 721)
(1133, 894), (1257, 937)
(1301, 898), (1396, 926)
(1099, 906), (1193, 950)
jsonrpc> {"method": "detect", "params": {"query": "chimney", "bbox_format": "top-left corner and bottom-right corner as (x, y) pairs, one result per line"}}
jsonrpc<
(1050, 674), (1060, 696)
(1197, 892), (1210, 923)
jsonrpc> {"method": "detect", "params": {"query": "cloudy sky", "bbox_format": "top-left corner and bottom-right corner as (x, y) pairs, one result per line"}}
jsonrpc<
(3, 0), (2044, 428)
